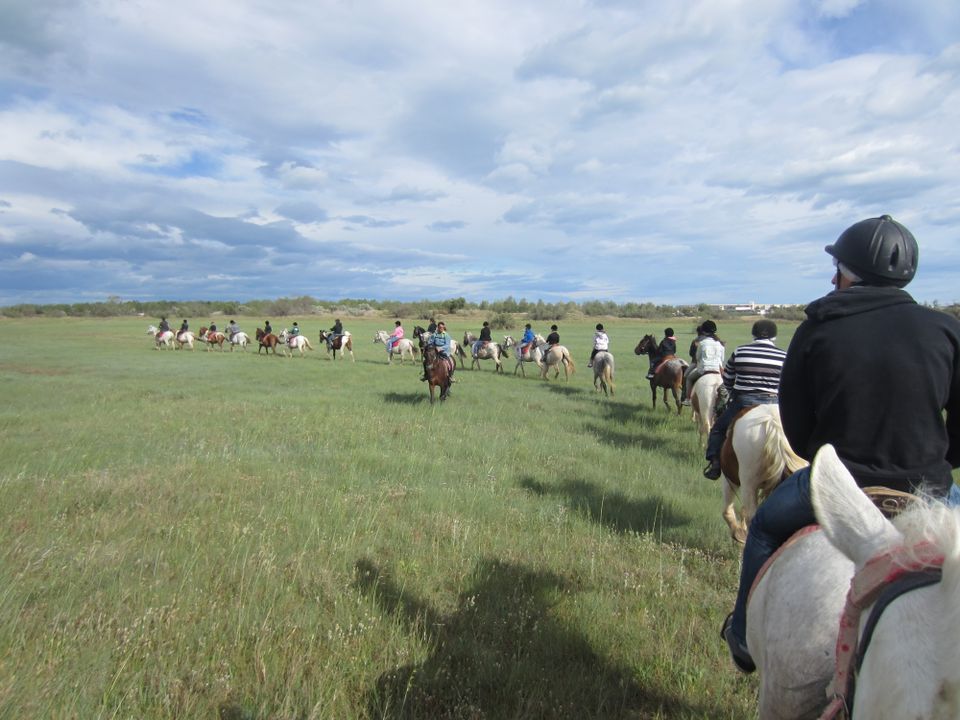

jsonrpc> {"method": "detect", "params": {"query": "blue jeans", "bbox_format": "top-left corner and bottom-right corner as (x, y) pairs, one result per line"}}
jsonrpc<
(731, 468), (960, 645)
(705, 392), (779, 461)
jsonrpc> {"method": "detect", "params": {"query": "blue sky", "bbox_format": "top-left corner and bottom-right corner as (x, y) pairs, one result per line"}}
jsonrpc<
(0, 0), (958, 306)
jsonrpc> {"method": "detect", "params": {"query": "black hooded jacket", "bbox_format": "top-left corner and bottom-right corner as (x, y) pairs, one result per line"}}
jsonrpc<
(779, 285), (960, 496)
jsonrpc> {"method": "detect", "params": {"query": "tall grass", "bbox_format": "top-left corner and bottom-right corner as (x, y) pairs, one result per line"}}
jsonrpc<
(0, 316), (791, 718)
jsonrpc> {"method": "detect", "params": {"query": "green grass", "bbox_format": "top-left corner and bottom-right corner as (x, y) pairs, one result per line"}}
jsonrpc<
(0, 315), (792, 719)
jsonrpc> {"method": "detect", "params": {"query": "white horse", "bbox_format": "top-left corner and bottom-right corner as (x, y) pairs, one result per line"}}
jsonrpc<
(226, 332), (249, 351)
(470, 341), (507, 373)
(690, 373), (724, 444)
(373, 330), (419, 364)
(748, 444), (960, 720)
(148, 325), (175, 350)
(277, 329), (313, 357)
(175, 331), (195, 350)
(719, 404), (807, 543)
(591, 351), (615, 396)
(503, 335), (544, 376)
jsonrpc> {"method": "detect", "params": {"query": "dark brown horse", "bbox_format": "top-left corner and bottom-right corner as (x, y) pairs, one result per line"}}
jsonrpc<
(634, 334), (686, 414)
(318, 330), (355, 362)
(255, 328), (280, 355)
(422, 344), (454, 403)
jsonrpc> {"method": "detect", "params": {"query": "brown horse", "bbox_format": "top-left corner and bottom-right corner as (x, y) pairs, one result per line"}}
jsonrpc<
(198, 327), (227, 351)
(318, 330), (355, 362)
(634, 334), (686, 414)
(255, 328), (280, 355)
(422, 344), (454, 403)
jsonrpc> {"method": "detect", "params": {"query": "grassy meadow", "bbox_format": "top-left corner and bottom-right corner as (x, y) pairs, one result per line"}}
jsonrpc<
(0, 315), (799, 719)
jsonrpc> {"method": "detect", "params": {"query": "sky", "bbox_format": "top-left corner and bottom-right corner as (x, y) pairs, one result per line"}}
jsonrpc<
(0, 0), (959, 307)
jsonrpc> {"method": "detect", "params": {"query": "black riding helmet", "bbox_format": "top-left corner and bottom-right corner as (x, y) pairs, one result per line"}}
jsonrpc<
(825, 215), (918, 288)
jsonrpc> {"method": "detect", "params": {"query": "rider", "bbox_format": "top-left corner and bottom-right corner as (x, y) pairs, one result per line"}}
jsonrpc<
(519, 323), (536, 358)
(264, 320), (273, 336)
(473, 321), (492, 357)
(227, 319), (240, 340)
(422, 320), (455, 384)
(208, 321), (218, 340)
(426, 317), (437, 334)
(588, 323), (609, 368)
(702, 319), (786, 480)
(386, 320), (404, 356)
(683, 320), (724, 405)
(288, 322), (301, 345)
(721, 215), (960, 674)
(158, 317), (170, 333)
(544, 325), (560, 354)
(646, 328), (677, 379)
(178, 319), (189, 340)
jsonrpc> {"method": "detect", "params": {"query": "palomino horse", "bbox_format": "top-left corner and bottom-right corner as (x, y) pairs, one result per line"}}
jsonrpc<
(503, 335), (544, 377)
(719, 404), (807, 543)
(690, 372), (723, 444)
(421, 344), (454, 403)
(148, 326), (176, 350)
(373, 330), (419, 364)
(228, 332), (249, 351)
(198, 327), (227, 351)
(591, 351), (615, 396)
(634, 334), (686, 414)
(540, 344), (576, 380)
(278, 329), (313, 357)
(413, 327), (467, 368)
(255, 328), (280, 355)
(318, 330), (355, 362)
(747, 444), (960, 720)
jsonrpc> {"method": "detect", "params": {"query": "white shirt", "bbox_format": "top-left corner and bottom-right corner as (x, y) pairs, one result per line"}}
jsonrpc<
(696, 337), (725, 371)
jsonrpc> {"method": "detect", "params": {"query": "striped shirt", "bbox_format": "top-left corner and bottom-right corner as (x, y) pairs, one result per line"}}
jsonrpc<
(722, 339), (786, 395)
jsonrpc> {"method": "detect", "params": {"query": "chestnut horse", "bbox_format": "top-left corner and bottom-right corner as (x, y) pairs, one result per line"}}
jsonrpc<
(422, 344), (454, 403)
(255, 328), (280, 355)
(634, 334), (686, 414)
(318, 330), (355, 362)
(198, 327), (227, 351)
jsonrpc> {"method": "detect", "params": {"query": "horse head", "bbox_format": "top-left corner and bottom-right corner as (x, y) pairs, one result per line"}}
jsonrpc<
(634, 334), (656, 356)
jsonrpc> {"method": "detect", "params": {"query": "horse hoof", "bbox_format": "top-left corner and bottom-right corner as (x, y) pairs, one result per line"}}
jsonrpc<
(733, 528), (747, 545)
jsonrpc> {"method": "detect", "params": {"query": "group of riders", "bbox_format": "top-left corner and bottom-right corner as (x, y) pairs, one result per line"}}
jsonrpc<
(157, 317), (349, 350)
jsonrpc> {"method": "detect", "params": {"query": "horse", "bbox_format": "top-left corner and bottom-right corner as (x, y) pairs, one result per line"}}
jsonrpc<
(719, 404), (807, 543)
(175, 331), (195, 350)
(634, 334), (686, 414)
(255, 328), (280, 355)
(469, 341), (507, 373)
(278, 329), (313, 357)
(591, 351), (615, 396)
(373, 330), (419, 364)
(413, 327), (467, 368)
(148, 326), (176, 350)
(228, 332), (249, 351)
(747, 443), (960, 720)
(421, 343), (454, 403)
(197, 327), (227, 352)
(318, 330), (355, 362)
(503, 335), (544, 377)
(540, 343), (576, 380)
(690, 372), (724, 444)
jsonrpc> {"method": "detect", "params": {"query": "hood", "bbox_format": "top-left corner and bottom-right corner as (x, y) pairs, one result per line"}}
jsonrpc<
(804, 285), (915, 322)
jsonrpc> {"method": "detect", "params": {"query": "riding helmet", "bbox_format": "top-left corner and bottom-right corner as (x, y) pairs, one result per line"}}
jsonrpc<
(550, 325), (558, 330)
(701, 320), (717, 334)
(596, 323), (604, 331)
(664, 328), (674, 336)
(825, 215), (918, 288)
(751, 319), (777, 339)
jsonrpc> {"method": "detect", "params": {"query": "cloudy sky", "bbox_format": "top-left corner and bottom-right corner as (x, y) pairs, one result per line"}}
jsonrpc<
(1, 0), (958, 307)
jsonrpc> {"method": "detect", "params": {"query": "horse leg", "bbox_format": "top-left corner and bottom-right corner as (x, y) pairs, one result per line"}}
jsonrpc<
(672, 385), (682, 415)
(721, 478), (746, 544)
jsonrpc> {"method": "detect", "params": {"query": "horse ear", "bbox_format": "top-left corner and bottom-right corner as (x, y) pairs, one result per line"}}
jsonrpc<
(811, 444), (901, 567)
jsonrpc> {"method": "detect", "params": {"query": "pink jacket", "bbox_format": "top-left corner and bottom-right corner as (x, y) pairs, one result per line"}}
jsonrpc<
(389, 326), (404, 340)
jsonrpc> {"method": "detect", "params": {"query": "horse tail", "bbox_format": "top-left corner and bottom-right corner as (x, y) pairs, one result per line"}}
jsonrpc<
(563, 349), (576, 375)
(757, 406), (807, 493)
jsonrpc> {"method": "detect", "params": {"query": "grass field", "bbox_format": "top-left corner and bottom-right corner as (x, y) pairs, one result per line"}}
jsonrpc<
(0, 315), (798, 719)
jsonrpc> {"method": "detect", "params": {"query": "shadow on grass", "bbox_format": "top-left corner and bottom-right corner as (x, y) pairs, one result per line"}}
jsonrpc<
(382, 391), (426, 405)
(518, 475), (690, 536)
(354, 557), (718, 719)
(544, 383), (585, 397)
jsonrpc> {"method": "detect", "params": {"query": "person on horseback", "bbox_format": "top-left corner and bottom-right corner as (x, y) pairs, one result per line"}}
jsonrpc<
(544, 325), (560, 354)
(646, 328), (677, 379)
(227, 319), (240, 340)
(264, 320), (272, 335)
(287, 322), (301, 346)
(427, 317), (437, 334)
(386, 320), (403, 356)
(422, 321), (455, 383)
(330, 318), (343, 337)
(158, 317), (170, 333)
(178, 319), (189, 340)
(683, 320), (724, 405)
(588, 323), (609, 368)
(722, 215), (960, 675)
(207, 321), (218, 340)
(702, 319), (786, 479)
(473, 321), (492, 357)
(520, 323), (536, 359)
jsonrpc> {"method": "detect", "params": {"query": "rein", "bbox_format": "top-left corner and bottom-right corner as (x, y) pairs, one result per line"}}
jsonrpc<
(819, 541), (944, 719)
